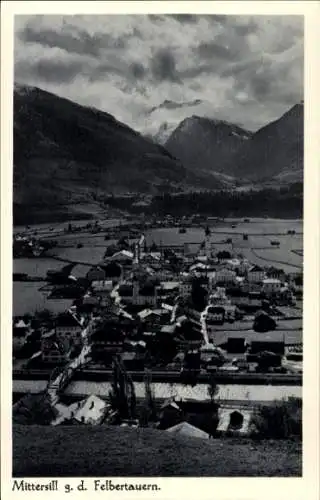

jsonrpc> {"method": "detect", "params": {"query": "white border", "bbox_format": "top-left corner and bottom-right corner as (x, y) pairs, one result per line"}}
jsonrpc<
(1, 2), (319, 499)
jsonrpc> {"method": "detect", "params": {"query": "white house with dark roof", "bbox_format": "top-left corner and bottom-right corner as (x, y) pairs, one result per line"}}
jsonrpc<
(91, 280), (113, 295)
(247, 265), (265, 283)
(55, 311), (85, 346)
(213, 267), (237, 284)
(262, 278), (282, 295)
(106, 250), (134, 263)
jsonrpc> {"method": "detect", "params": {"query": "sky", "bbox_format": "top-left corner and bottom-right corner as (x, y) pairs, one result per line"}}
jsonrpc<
(14, 14), (303, 136)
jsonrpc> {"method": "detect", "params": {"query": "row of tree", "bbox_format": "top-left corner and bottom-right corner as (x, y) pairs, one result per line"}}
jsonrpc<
(104, 185), (303, 218)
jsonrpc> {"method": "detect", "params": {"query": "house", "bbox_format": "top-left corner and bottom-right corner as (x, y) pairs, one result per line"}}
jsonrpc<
(13, 319), (31, 352)
(72, 395), (110, 425)
(225, 258), (241, 271)
(241, 280), (262, 294)
(91, 280), (113, 296)
(177, 321), (203, 349)
(209, 287), (230, 306)
(90, 327), (125, 361)
(140, 252), (161, 266)
(205, 306), (225, 325)
(118, 280), (158, 307)
(224, 304), (237, 321)
(121, 351), (146, 371)
(160, 281), (180, 297)
(118, 284), (134, 305)
(291, 274), (303, 296)
(106, 250), (134, 264)
(54, 311), (85, 347)
(262, 278), (282, 295)
(238, 259), (251, 275)
(179, 275), (193, 298)
(137, 308), (170, 327)
(90, 311), (136, 361)
(82, 293), (100, 307)
(213, 268), (236, 285)
(247, 265), (265, 283)
(158, 400), (183, 430)
(86, 266), (106, 283)
(41, 330), (71, 364)
(216, 406), (253, 436)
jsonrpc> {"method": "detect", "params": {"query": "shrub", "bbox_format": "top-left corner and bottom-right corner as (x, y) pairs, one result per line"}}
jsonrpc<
(250, 397), (302, 439)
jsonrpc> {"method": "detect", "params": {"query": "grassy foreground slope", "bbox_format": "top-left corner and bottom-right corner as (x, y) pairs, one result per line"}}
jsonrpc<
(13, 425), (301, 477)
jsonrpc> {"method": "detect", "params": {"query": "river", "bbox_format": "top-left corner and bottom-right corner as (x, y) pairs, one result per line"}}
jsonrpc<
(13, 379), (301, 402)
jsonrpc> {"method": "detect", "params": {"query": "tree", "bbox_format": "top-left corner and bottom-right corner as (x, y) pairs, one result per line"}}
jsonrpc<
(140, 369), (157, 427)
(216, 250), (231, 261)
(191, 281), (207, 312)
(109, 355), (136, 420)
(150, 242), (158, 252)
(207, 376), (219, 404)
(253, 311), (276, 332)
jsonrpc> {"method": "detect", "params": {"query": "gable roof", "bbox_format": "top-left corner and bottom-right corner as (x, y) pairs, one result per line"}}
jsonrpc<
(249, 265), (264, 273)
(55, 312), (83, 328)
(15, 319), (29, 329)
(166, 421), (209, 439)
(118, 284), (133, 297)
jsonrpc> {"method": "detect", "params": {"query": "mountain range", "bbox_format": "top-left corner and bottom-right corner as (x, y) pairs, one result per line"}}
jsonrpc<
(13, 84), (303, 223)
(14, 84), (221, 223)
(163, 103), (303, 185)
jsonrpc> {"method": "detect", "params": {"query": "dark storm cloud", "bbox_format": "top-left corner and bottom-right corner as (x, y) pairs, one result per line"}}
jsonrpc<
(16, 57), (84, 84)
(150, 49), (180, 82)
(131, 62), (146, 79)
(19, 22), (126, 58)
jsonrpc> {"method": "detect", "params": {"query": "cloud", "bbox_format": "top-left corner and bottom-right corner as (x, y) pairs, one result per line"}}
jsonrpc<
(14, 14), (303, 135)
(18, 20), (127, 57)
(148, 99), (203, 114)
(16, 57), (85, 83)
(150, 48), (180, 82)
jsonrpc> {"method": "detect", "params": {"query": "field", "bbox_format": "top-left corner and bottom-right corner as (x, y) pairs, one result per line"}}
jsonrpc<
(147, 219), (303, 273)
(13, 218), (303, 317)
(13, 282), (73, 317)
(13, 425), (302, 477)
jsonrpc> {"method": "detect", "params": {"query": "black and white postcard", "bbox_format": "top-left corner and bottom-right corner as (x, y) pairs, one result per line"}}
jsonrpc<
(1, 2), (319, 499)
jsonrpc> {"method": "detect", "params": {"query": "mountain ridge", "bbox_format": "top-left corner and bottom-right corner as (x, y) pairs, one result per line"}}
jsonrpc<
(13, 84), (224, 223)
(163, 103), (303, 184)
(164, 115), (252, 178)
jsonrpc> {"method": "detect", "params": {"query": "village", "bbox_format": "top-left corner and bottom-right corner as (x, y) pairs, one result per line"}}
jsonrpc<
(12, 221), (303, 438)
